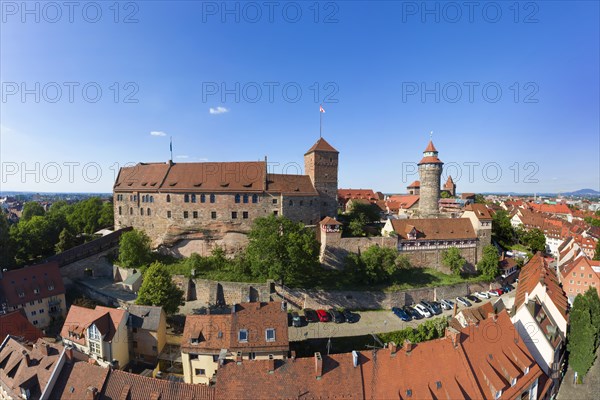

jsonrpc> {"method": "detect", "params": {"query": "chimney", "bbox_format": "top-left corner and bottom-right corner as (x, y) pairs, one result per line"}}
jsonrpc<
(403, 339), (413, 354)
(452, 302), (458, 318)
(290, 350), (296, 361)
(314, 352), (323, 379)
(236, 351), (242, 364)
(65, 345), (74, 362)
(524, 292), (529, 305)
(85, 386), (98, 400)
(389, 341), (398, 357)
(267, 356), (275, 373)
(39, 343), (49, 356)
(352, 350), (359, 368)
(23, 351), (31, 367)
(445, 327), (461, 348)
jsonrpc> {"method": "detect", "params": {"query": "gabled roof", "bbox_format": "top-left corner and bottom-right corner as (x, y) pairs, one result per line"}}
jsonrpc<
(464, 203), (493, 220)
(513, 253), (568, 320)
(320, 217), (342, 226)
(102, 369), (215, 400)
(337, 189), (378, 201)
(215, 352), (364, 399)
(128, 305), (164, 331)
(304, 137), (338, 154)
(407, 180), (420, 188)
(0, 262), (65, 307)
(49, 358), (109, 400)
(387, 195), (420, 210)
(266, 174), (318, 196)
(389, 218), (477, 240)
(0, 338), (62, 399)
(0, 311), (43, 343)
(61, 305), (127, 344)
(445, 175), (455, 185)
(182, 302), (289, 354)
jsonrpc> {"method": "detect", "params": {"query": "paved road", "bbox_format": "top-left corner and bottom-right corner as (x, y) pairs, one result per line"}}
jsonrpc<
(557, 347), (600, 400)
(288, 287), (518, 341)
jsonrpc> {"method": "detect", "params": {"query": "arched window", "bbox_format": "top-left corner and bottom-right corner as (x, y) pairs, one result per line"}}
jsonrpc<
(243, 194), (249, 204)
(210, 194), (216, 203)
(129, 207), (133, 215)
(166, 194), (171, 203)
(150, 196), (154, 203)
(252, 194), (258, 203)
(184, 194), (189, 203)
(235, 194), (241, 203)
(289, 200), (293, 206)
(140, 208), (144, 216)
(147, 208), (151, 216)
(201, 194), (206, 203)
(118, 206), (122, 215)
(191, 194), (196, 203)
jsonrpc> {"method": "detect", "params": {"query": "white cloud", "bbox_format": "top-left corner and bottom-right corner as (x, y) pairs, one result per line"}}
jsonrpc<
(209, 106), (229, 115)
(150, 131), (167, 136)
(176, 155), (189, 159)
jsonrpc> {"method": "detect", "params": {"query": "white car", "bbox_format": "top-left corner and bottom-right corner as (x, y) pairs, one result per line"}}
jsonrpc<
(414, 304), (432, 318)
(475, 291), (490, 299)
(488, 290), (500, 297)
(440, 299), (455, 310)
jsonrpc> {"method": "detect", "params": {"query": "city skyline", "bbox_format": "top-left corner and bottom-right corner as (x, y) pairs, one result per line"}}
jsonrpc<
(1, 1), (599, 193)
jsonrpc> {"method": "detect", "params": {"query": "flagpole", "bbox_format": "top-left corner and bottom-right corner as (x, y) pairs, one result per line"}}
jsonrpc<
(320, 109), (322, 138)
(170, 136), (173, 161)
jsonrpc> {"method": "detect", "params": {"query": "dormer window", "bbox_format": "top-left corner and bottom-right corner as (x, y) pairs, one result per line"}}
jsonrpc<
(33, 288), (40, 294)
(266, 328), (276, 342)
(88, 324), (101, 341)
(524, 366), (530, 375)
(238, 329), (248, 342)
(511, 377), (517, 387)
(18, 292), (24, 298)
(495, 390), (502, 399)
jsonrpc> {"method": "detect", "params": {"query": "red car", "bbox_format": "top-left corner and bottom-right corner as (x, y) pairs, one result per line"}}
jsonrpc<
(489, 288), (504, 296)
(316, 309), (330, 322)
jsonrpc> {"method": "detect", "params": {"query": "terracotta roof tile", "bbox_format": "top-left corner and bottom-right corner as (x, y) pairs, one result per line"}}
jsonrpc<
(182, 302), (289, 354)
(266, 174), (318, 196)
(304, 137), (338, 154)
(0, 262), (65, 307)
(424, 140), (438, 152)
(320, 217), (342, 226)
(61, 305), (127, 345)
(0, 311), (43, 343)
(49, 359), (109, 400)
(418, 155), (443, 165)
(390, 218), (476, 240)
(407, 180), (420, 188)
(101, 369), (215, 400)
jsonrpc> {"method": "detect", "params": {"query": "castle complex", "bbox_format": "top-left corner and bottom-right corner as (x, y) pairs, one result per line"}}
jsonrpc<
(113, 138), (338, 252)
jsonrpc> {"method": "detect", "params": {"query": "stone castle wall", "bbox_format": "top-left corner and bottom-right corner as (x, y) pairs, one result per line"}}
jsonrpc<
(400, 245), (478, 274)
(172, 275), (271, 305)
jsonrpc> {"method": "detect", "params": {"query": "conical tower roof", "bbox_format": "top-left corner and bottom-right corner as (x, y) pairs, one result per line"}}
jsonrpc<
(305, 137), (338, 155)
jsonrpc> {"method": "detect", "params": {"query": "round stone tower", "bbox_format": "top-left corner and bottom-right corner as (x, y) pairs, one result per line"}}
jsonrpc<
(418, 140), (443, 218)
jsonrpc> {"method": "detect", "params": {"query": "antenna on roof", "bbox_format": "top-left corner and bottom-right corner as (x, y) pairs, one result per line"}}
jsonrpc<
(169, 136), (173, 162)
(430, 130), (433, 139)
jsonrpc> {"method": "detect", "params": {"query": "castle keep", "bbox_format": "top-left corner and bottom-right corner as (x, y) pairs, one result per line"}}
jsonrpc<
(113, 138), (339, 251)
(418, 140), (443, 217)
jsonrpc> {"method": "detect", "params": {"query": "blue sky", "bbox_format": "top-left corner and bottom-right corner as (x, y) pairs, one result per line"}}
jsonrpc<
(1, 1), (599, 194)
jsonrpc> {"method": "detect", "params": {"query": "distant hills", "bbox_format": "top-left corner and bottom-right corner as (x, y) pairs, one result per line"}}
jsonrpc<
(479, 188), (600, 198)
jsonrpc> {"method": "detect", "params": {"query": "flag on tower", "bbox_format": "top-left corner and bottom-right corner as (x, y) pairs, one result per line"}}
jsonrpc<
(320, 105), (325, 113)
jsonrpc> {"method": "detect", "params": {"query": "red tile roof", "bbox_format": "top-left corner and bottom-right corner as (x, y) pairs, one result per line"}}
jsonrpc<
(424, 140), (438, 152)
(513, 253), (568, 319)
(418, 155), (443, 165)
(0, 262), (65, 307)
(528, 202), (572, 215)
(464, 203), (493, 220)
(61, 305), (127, 345)
(0, 338), (63, 399)
(266, 174), (318, 196)
(320, 217), (342, 226)
(215, 352), (364, 399)
(49, 359), (109, 400)
(337, 189), (378, 201)
(304, 137), (338, 154)
(182, 302), (289, 354)
(102, 369), (215, 400)
(407, 180), (420, 188)
(387, 195), (420, 210)
(390, 218), (477, 240)
(0, 311), (43, 343)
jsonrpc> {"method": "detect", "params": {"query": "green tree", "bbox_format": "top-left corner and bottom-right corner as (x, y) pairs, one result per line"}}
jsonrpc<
(55, 227), (78, 254)
(442, 247), (465, 276)
(593, 241), (600, 261)
(492, 210), (516, 247)
(474, 194), (486, 204)
(346, 202), (380, 236)
(441, 191), (452, 199)
(21, 202), (45, 221)
(67, 198), (112, 234)
(246, 215), (320, 286)
(395, 254), (412, 270)
(477, 245), (499, 280)
(344, 253), (366, 284)
(0, 211), (15, 269)
(99, 201), (114, 229)
(11, 216), (57, 263)
(521, 228), (546, 253)
(568, 292), (598, 377)
(584, 288), (600, 347)
(136, 262), (184, 314)
(118, 229), (152, 268)
(361, 246), (398, 284)
(348, 213), (368, 237)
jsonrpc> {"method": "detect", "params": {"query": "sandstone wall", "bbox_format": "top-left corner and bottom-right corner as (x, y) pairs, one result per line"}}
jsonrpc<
(59, 248), (116, 280)
(173, 276), (270, 305)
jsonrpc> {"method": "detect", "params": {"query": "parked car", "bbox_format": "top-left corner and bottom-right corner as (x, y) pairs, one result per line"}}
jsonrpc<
(414, 304), (432, 318)
(304, 309), (319, 323)
(502, 284), (514, 292)
(342, 309), (359, 323)
(328, 308), (345, 323)
(429, 301), (443, 315)
(404, 306), (423, 320)
(466, 294), (481, 303)
(440, 299), (455, 310)
(488, 289), (503, 297)
(475, 291), (490, 299)
(291, 312), (303, 327)
(392, 307), (412, 322)
(456, 296), (472, 307)
(316, 309), (330, 322)
(419, 300), (435, 315)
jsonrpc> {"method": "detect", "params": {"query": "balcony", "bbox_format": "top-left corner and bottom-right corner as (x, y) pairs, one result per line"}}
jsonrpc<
(48, 299), (62, 307)
(49, 307), (63, 316)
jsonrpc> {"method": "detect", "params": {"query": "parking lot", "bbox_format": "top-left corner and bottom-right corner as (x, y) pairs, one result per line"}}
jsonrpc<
(288, 285), (518, 341)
